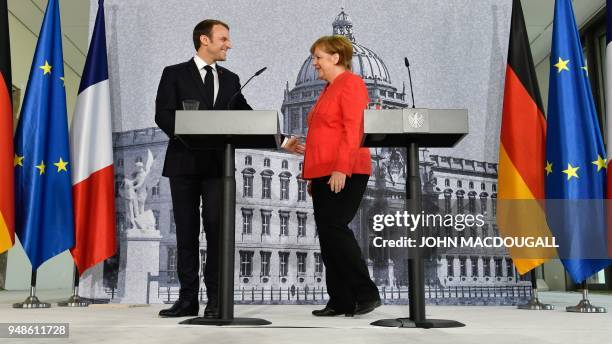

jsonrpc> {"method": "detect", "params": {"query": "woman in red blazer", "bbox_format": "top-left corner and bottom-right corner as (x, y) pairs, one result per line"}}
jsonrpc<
(284, 35), (380, 317)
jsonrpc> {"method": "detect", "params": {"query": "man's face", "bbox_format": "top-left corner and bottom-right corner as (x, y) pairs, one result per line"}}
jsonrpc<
(202, 24), (232, 62)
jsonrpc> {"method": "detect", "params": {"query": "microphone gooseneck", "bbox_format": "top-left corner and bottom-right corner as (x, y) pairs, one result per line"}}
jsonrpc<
(226, 67), (267, 109)
(404, 57), (415, 108)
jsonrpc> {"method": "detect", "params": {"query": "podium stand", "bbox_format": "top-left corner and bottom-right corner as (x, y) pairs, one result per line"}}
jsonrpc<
(174, 110), (280, 326)
(363, 108), (468, 328)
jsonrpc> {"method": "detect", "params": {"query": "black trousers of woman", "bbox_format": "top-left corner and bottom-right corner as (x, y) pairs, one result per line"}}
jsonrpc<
(311, 174), (380, 312)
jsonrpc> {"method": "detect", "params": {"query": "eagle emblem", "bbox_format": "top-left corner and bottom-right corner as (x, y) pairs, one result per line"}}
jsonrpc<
(407, 112), (425, 128)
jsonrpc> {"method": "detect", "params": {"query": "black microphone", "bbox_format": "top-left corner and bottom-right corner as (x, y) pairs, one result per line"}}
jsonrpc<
(254, 67), (267, 76)
(404, 57), (416, 108)
(226, 67), (267, 109)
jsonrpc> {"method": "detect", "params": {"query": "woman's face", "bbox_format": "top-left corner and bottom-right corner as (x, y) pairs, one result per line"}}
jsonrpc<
(312, 47), (340, 82)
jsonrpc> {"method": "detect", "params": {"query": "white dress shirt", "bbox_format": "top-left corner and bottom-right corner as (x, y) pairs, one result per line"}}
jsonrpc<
(193, 55), (219, 106)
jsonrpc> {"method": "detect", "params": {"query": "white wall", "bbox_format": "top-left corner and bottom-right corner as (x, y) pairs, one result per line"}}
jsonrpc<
(535, 57), (551, 113)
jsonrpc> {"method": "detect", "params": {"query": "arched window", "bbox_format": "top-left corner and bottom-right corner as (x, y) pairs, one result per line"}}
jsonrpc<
(467, 191), (477, 214)
(261, 170), (274, 199)
(456, 190), (465, 214)
(297, 177), (307, 202)
(242, 168), (255, 198)
(279, 171), (292, 200)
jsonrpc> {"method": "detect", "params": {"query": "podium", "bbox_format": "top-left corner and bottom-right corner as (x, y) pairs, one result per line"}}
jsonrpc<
(174, 110), (281, 326)
(363, 108), (468, 328)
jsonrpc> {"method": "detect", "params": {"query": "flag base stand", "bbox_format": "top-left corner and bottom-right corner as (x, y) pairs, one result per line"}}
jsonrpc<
(58, 267), (90, 307)
(13, 295), (50, 309)
(57, 292), (90, 307)
(13, 272), (50, 308)
(13, 296), (51, 309)
(57, 295), (90, 307)
(566, 289), (606, 313)
(518, 289), (554, 310)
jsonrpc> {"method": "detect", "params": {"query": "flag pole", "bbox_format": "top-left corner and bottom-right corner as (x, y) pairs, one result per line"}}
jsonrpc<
(57, 264), (90, 307)
(517, 268), (553, 310)
(566, 280), (607, 313)
(12, 270), (50, 308)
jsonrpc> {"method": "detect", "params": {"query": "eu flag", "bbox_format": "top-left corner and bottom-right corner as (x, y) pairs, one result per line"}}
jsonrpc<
(13, 0), (74, 270)
(545, 0), (611, 283)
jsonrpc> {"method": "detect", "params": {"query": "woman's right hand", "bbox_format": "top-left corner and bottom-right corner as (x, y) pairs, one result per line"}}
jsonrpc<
(282, 136), (305, 155)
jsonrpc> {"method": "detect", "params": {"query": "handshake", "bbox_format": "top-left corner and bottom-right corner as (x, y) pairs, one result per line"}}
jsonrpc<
(281, 135), (305, 155)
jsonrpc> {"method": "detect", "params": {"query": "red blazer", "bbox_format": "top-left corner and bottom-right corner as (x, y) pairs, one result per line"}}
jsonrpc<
(302, 71), (372, 179)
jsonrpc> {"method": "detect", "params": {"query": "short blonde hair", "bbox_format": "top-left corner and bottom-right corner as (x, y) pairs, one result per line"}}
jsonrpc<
(310, 35), (353, 71)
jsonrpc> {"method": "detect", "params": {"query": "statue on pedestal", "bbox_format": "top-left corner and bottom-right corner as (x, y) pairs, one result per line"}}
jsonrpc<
(120, 149), (160, 233)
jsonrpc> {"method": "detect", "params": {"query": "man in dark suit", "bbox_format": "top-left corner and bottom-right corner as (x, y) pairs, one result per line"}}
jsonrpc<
(155, 19), (251, 318)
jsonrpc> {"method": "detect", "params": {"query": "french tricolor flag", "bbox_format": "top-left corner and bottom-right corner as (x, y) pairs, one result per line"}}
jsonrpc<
(69, 0), (116, 275)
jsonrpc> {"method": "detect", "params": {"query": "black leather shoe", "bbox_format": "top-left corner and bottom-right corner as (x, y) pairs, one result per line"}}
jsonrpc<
(354, 299), (381, 315)
(158, 299), (199, 317)
(312, 306), (354, 317)
(203, 300), (219, 319)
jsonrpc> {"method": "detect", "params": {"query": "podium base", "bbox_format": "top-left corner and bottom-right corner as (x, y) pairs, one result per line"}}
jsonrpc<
(179, 317), (272, 326)
(370, 318), (465, 328)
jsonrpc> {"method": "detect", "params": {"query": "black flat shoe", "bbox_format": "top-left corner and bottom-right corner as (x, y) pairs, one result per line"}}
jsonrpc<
(312, 306), (354, 317)
(354, 299), (381, 315)
(158, 299), (199, 317)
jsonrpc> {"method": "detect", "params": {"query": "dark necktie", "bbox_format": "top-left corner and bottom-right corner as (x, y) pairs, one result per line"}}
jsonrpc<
(203, 65), (214, 107)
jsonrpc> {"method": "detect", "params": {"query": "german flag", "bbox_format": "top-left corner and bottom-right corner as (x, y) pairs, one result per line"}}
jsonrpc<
(497, 0), (554, 274)
(0, 0), (15, 254)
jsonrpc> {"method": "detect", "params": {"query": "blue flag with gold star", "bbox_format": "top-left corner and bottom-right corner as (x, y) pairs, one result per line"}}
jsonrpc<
(13, 0), (74, 270)
(545, 0), (612, 283)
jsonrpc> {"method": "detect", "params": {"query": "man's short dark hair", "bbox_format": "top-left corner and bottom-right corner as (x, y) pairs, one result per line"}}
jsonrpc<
(193, 19), (229, 50)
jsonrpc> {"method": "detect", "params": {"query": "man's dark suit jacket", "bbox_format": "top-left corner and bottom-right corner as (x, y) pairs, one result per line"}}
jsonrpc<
(155, 59), (251, 178)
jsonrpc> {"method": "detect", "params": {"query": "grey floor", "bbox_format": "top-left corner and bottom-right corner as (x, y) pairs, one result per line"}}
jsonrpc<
(0, 289), (611, 344)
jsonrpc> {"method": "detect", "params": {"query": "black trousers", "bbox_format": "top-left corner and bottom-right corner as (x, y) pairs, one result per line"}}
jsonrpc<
(169, 177), (222, 302)
(311, 174), (380, 311)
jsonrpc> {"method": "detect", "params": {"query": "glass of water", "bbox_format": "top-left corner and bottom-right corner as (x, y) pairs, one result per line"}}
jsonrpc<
(182, 99), (200, 110)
